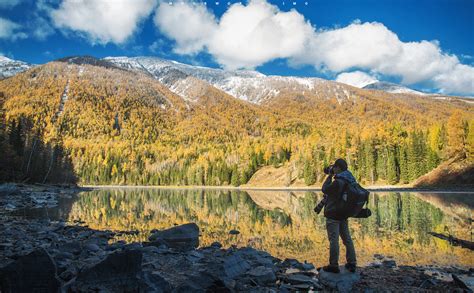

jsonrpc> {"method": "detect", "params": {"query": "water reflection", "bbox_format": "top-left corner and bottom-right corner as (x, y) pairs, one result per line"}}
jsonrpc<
(21, 189), (474, 267)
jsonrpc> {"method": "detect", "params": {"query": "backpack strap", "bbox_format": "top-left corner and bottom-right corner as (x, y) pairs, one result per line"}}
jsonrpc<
(335, 176), (349, 200)
(365, 190), (370, 208)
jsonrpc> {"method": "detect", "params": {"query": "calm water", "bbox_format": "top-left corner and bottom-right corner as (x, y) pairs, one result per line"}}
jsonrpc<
(14, 189), (474, 268)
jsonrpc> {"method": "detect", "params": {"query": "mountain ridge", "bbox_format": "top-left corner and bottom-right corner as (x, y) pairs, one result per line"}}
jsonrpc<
(104, 56), (328, 104)
(363, 81), (428, 95)
(1, 55), (472, 103)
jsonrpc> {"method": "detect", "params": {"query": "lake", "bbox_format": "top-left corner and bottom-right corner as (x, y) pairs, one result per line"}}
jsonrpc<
(13, 188), (474, 268)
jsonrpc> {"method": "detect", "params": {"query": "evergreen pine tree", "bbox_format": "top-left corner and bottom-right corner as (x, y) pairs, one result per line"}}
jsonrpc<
(230, 166), (240, 186)
(397, 144), (407, 183)
(303, 160), (316, 185)
(386, 145), (399, 184)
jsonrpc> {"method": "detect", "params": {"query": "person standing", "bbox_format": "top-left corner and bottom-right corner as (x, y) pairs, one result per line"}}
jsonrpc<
(320, 158), (357, 273)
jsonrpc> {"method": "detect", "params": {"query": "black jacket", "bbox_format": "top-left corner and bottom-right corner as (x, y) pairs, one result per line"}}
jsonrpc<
(321, 175), (347, 220)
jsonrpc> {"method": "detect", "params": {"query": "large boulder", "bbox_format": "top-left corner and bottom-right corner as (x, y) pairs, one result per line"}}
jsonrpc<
(319, 266), (361, 293)
(223, 254), (251, 279)
(452, 274), (474, 291)
(246, 266), (276, 285)
(0, 248), (60, 293)
(68, 249), (171, 292)
(148, 223), (199, 251)
(173, 271), (230, 292)
(233, 247), (277, 268)
(137, 271), (172, 293)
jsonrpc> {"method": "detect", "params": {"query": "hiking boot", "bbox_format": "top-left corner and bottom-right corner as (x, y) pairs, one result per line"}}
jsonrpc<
(322, 265), (340, 273)
(345, 263), (356, 273)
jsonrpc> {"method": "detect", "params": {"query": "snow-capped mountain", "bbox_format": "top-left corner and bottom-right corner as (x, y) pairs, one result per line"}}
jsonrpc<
(363, 81), (427, 95)
(1, 55), (471, 105)
(0, 56), (33, 79)
(104, 56), (333, 104)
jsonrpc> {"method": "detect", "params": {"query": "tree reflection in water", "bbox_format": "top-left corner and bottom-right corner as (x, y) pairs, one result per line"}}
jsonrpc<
(66, 189), (473, 267)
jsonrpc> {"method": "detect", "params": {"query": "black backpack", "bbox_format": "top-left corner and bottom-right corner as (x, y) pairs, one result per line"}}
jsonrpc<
(338, 178), (370, 218)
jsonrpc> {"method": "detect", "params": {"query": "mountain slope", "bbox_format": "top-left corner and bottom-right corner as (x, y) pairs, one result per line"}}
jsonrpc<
(413, 155), (474, 187)
(0, 56), (33, 79)
(363, 81), (427, 95)
(105, 56), (334, 104)
(0, 56), (472, 186)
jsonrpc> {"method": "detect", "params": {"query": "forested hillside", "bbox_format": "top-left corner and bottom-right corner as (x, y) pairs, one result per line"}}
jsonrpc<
(0, 59), (472, 186)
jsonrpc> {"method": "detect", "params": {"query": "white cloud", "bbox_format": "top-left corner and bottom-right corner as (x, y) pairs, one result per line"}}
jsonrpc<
(26, 1), (56, 41)
(376, 40), (459, 84)
(153, 0), (473, 95)
(50, 0), (156, 44)
(0, 17), (27, 40)
(154, 2), (216, 54)
(30, 16), (55, 40)
(148, 39), (168, 55)
(207, 1), (313, 69)
(154, 0), (313, 69)
(0, 0), (21, 9)
(433, 64), (474, 95)
(299, 22), (473, 94)
(301, 22), (402, 73)
(336, 71), (378, 88)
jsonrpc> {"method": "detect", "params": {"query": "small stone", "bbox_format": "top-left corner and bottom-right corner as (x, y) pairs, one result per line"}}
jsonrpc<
(247, 266), (276, 285)
(373, 254), (384, 260)
(229, 229), (240, 235)
(302, 262), (315, 271)
(107, 241), (126, 251)
(124, 243), (142, 250)
(403, 276), (415, 286)
(84, 243), (100, 252)
(188, 250), (204, 258)
(186, 251), (204, 263)
(141, 246), (160, 254)
(57, 250), (76, 260)
(368, 261), (382, 268)
(382, 260), (397, 268)
(60, 241), (81, 255)
(286, 273), (314, 285)
(282, 258), (300, 268)
(59, 268), (76, 282)
(4, 203), (16, 210)
(293, 283), (311, 290)
(211, 241), (222, 248)
(285, 268), (300, 274)
(0, 243), (14, 250)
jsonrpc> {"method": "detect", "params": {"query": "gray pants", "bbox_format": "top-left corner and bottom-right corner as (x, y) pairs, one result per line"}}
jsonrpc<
(326, 218), (357, 266)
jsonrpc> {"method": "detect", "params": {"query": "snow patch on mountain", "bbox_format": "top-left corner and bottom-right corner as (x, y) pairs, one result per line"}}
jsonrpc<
(363, 81), (428, 96)
(0, 56), (33, 79)
(104, 56), (329, 104)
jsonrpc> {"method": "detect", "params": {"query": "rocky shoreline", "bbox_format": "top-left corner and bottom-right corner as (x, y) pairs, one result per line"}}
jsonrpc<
(0, 184), (473, 292)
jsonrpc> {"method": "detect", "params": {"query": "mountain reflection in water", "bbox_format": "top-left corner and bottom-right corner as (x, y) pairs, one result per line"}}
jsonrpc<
(40, 189), (474, 267)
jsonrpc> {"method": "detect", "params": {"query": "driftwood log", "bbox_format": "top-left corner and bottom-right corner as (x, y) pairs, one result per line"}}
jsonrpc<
(428, 232), (474, 251)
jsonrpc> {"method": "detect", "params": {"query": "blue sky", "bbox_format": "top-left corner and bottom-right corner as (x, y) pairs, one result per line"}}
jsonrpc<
(1, 0), (473, 95)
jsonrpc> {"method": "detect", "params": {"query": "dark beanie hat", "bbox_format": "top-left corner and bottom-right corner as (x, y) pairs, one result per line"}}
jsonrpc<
(334, 158), (348, 171)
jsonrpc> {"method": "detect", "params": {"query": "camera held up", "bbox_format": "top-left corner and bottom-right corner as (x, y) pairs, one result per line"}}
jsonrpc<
(323, 165), (334, 175)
